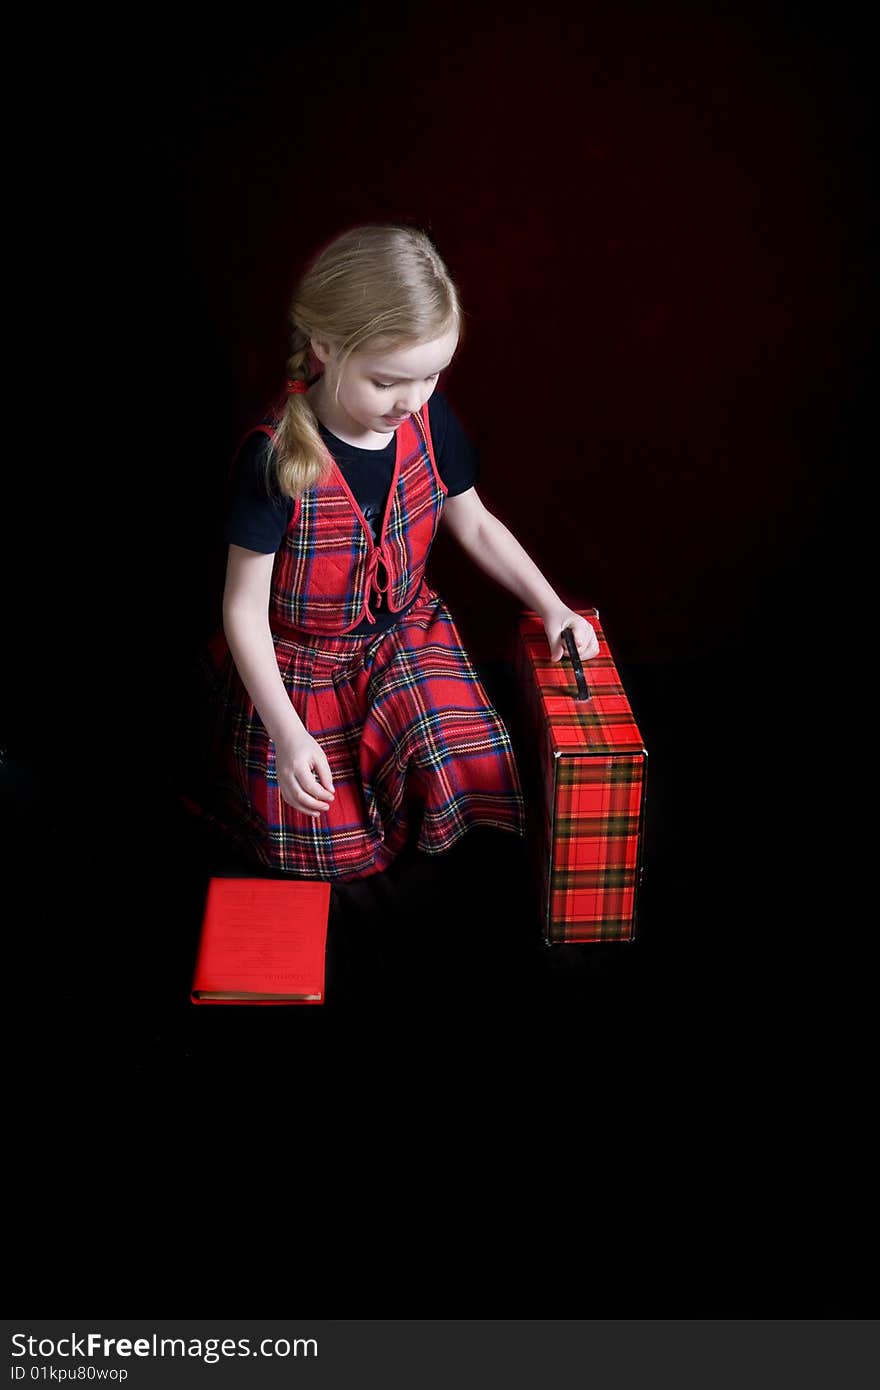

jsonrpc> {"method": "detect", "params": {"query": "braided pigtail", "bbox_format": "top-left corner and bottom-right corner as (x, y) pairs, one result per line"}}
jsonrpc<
(264, 323), (333, 502)
(285, 323), (313, 389)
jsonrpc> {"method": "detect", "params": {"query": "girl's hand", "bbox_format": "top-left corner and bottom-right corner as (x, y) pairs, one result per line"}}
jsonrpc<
(542, 607), (600, 663)
(274, 730), (336, 818)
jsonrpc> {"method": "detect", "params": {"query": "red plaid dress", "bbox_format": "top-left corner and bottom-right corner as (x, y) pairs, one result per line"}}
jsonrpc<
(197, 399), (525, 881)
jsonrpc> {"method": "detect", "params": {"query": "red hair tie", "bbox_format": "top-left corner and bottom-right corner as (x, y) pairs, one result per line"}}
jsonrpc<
(286, 378), (308, 395)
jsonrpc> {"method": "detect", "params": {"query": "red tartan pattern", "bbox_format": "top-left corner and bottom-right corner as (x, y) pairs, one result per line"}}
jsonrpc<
(198, 582), (526, 881)
(259, 401), (447, 636)
(514, 608), (648, 943)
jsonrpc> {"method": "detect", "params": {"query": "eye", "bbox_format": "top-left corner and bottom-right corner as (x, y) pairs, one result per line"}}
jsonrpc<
(373, 373), (440, 390)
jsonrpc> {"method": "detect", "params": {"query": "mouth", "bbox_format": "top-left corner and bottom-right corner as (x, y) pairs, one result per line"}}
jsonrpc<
(383, 414), (408, 426)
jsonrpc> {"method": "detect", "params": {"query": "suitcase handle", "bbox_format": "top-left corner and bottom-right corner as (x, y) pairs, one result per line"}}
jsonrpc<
(562, 627), (591, 702)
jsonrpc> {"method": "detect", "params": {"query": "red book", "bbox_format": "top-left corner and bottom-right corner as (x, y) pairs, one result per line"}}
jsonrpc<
(191, 877), (331, 1005)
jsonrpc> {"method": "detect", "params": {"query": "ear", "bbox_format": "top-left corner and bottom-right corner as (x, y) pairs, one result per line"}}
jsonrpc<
(310, 335), (335, 367)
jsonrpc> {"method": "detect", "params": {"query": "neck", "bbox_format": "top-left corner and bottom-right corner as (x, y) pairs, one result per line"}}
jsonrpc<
(308, 379), (393, 451)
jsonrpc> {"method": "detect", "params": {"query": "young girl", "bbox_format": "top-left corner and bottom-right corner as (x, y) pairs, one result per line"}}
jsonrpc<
(197, 223), (598, 882)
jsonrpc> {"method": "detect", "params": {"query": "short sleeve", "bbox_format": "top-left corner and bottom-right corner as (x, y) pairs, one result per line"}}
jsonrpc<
(427, 391), (480, 497)
(224, 429), (293, 554)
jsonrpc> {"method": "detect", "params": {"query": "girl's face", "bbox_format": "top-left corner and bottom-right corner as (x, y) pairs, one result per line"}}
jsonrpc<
(313, 326), (459, 440)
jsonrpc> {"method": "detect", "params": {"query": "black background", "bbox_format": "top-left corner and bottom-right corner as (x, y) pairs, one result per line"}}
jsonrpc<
(5, 1), (874, 1313)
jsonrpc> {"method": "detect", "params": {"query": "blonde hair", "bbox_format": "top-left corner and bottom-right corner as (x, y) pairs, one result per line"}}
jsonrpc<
(264, 223), (463, 503)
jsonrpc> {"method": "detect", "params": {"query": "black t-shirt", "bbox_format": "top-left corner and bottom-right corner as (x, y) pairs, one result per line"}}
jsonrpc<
(224, 389), (479, 634)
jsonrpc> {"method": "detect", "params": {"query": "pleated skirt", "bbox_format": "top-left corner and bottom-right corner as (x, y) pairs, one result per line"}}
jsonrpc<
(196, 581), (526, 881)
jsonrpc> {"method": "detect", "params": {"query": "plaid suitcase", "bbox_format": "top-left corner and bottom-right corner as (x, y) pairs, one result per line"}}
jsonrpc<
(512, 607), (648, 944)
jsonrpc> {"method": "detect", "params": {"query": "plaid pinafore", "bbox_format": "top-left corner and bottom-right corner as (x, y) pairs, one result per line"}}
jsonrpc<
(197, 398), (526, 881)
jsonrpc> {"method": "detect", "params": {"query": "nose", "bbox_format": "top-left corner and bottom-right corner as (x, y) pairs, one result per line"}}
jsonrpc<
(393, 393), (422, 417)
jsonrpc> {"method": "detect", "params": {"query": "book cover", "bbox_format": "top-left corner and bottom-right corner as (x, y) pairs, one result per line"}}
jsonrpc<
(191, 877), (331, 1005)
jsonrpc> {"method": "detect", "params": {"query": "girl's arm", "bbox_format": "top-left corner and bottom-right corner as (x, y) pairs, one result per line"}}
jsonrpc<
(222, 546), (308, 749)
(439, 488), (599, 662)
(222, 546), (335, 813)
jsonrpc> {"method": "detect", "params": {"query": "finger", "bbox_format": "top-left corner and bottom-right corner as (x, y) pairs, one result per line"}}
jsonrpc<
(289, 780), (334, 813)
(294, 761), (334, 800)
(305, 772), (335, 803)
(287, 794), (330, 815)
(310, 752), (335, 794)
(551, 628), (568, 662)
(282, 792), (329, 815)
